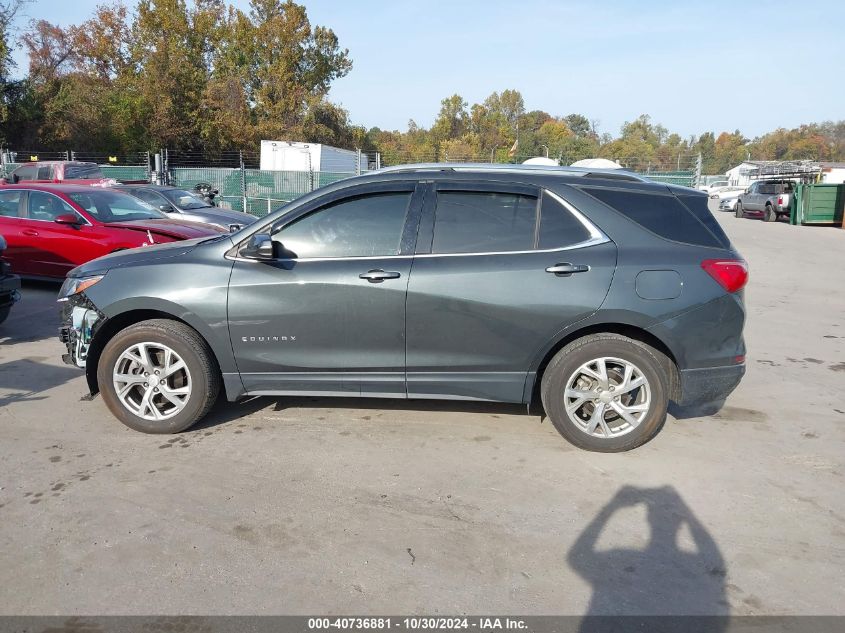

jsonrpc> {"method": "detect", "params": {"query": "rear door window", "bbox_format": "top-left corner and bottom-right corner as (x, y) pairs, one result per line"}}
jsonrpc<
(431, 191), (537, 254)
(37, 166), (52, 180)
(582, 187), (722, 248)
(0, 190), (22, 217)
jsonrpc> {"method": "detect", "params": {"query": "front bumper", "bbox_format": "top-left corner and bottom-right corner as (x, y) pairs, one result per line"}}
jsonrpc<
(59, 298), (104, 368)
(676, 363), (745, 406)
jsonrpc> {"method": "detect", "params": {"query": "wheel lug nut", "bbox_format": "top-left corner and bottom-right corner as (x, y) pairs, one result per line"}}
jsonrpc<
(153, 388), (159, 392)
(143, 383), (148, 388)
(160, 380), (165, 385)
(144, 373), (149, 377)
(609, 386), (615, 391)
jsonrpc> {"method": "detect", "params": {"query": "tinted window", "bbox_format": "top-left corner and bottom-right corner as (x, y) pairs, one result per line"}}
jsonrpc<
(12, 166), (36, 182)
(432, 191), (537, 254)
(28, 191), (78, 221)
(65, 164), (104, 180)
(131, 189), (168, 207)
(162, 188), (211, 210)
(0, 190), (21, 217)
(37, 166), (52, 180)
(539, 192), (591, 249)
(273, 192), (411, 258)
(583, 187), (721, 248)
(68, 190), (166, 223)
(676, 194), (731, 248)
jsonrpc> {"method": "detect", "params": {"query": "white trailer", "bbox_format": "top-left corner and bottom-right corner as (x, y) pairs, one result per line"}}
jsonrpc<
(259, 141), (367, 173)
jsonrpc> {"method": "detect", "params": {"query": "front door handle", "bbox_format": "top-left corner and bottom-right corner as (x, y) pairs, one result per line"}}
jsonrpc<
(546, 263), (590, 276)
(359, 269), (401, 283)
(23, 229), (39, 237)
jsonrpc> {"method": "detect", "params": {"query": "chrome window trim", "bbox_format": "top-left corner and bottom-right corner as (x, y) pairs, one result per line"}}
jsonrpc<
(227, 187), (609, 263)
(25, 190), (93, 226)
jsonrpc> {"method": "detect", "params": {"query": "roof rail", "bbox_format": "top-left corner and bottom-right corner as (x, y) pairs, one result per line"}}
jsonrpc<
(375, 162), (647, 183)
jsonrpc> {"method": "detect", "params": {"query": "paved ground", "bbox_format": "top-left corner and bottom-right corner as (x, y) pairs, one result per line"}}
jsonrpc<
(0, 207), (843, 615)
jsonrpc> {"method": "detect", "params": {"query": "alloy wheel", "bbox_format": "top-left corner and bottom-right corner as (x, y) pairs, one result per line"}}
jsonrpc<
(563, 356), (652, 438)
(112, 342), (192, 421)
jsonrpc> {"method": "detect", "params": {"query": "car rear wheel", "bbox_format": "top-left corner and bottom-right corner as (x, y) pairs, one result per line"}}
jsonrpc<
(764, 204), (777, 222)
(0, 304), (10, 325)
(540, 334), (670, 452)
(97, 319), (220, 433)
(734, 202), (744, 218)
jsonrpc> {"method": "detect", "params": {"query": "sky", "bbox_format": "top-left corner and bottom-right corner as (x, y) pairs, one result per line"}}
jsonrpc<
(9, 0), (845, 139)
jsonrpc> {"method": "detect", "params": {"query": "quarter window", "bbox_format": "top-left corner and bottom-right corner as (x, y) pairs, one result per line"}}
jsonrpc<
(27, 191), (78, 222)
(538, 192), (591, 249)
(583, 187), (721, 248)
(273, 192), (411, 258)
(432, 191), (537, 254)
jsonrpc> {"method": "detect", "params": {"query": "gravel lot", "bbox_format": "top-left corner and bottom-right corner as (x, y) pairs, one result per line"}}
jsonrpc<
(0, 206), (843, 615)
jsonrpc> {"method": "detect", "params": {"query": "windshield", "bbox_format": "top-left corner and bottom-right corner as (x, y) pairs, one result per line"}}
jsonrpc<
(65, 164), (105, 180)
(68, 190), (168, 223)
(162, 188), (212, 210)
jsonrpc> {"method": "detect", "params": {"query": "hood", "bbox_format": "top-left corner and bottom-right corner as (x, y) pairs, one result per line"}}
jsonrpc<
(184, 207), (258, 226)
(106, 218), (228, 240)
(68, 234), (234, 277)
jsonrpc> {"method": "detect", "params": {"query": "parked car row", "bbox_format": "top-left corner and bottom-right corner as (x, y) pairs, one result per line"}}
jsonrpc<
(711, 179), (795, 222)
(0, 161), (258, 279)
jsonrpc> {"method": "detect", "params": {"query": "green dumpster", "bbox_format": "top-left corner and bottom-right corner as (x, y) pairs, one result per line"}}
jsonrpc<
(790, 183), (845, 225)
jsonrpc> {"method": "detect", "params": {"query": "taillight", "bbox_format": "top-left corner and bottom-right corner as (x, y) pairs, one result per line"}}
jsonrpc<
(777, 196), (784, 205)
(701, 259), (748, 293)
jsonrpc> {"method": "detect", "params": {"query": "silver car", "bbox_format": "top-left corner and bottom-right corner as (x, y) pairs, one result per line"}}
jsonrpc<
(113, 185), (258, 232)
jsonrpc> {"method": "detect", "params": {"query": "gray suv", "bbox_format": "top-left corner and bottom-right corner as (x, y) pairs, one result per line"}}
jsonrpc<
(59, 165), (747, 452)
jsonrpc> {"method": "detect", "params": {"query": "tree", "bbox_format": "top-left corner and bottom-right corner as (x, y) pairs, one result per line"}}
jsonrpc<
(431, 94), (468, 143)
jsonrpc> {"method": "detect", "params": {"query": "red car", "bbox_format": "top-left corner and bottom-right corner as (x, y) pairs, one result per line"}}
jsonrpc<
(0, 161), (114, 186)
(0, 184), (226, 278)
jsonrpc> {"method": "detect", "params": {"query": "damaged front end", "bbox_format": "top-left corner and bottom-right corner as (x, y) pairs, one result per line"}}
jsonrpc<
(58, 276), (106, 369)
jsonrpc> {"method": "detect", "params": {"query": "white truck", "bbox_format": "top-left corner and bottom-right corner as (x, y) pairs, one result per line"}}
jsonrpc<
(259, 141), (368, 174)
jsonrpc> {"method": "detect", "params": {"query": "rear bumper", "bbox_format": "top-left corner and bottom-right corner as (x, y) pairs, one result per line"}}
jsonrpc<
(676, 363), (745, 406)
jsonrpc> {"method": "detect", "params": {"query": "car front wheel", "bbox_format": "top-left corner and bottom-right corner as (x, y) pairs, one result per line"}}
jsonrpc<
(97, 319), (220, 433)
(540, 334), (670, 452)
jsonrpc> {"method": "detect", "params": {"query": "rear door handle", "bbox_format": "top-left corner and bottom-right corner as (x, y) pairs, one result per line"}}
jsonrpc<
(359, 269), (401, 283)
(546, 263), (590, 276)
(23, 229), (39, 237)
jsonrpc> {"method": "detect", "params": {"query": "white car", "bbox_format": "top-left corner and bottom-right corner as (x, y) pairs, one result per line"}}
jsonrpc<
(698, 180), (729, 194)
(716, 188), (745, 211)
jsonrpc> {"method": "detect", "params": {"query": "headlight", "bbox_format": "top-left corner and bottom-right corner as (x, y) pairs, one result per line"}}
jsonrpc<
(57, 275), (104, 302)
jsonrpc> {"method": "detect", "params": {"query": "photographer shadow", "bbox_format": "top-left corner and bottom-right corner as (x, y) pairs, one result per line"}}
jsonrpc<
(568, 486), (728, 631)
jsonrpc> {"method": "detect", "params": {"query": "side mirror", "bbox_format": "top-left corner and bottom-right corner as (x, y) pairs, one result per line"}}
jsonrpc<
(241, 234), (275, 260)
(159, 204), (175, 213)
(54, 213), (82, 226)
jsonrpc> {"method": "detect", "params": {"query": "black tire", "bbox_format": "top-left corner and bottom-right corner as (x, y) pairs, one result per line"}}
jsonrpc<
(97, 319), (220, 433)
(764, 204), (777, 222)
(540, 333), (670, 452)
(734, 202), (744, 218)
(0, 304), (10, 325)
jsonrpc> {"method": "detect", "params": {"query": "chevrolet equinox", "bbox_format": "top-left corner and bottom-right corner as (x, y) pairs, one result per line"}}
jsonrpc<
(59, 164), (747, 452)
